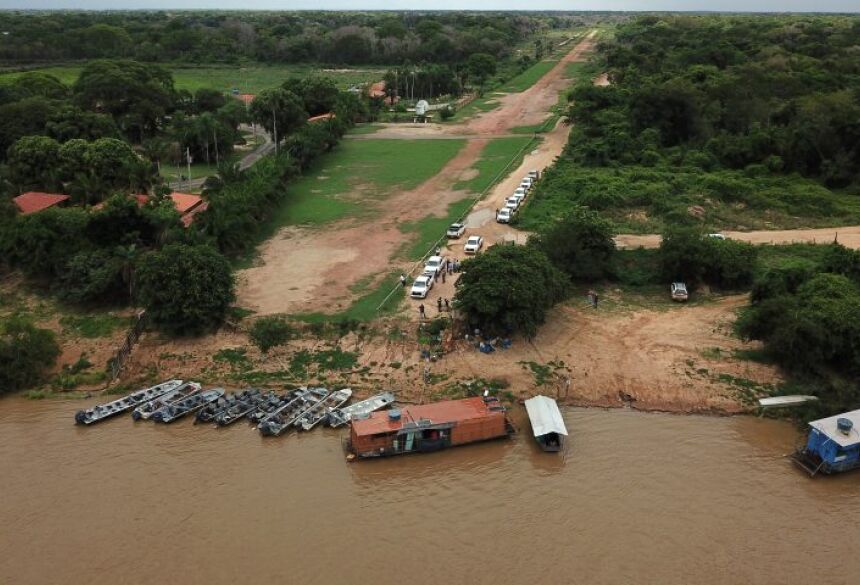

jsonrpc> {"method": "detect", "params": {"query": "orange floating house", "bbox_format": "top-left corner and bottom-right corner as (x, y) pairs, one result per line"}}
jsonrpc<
(348, 396), (514, 459)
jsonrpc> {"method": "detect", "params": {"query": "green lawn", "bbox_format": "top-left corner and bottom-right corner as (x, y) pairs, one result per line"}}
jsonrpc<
(0, 64), (387, 94)
(498, 60), (558, 93)
(454, 136), (537, 194)
(296, 271), (405, 322)
(243, 138), (465, 254)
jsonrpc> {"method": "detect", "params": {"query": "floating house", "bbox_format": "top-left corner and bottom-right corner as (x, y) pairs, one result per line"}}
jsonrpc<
(793, 409), (860, 476)
(348, 396), (513, 459)
(524, 395), (568, 452)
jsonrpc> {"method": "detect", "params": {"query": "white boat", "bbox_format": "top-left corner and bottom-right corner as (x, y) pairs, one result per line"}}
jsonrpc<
(74, 380), (184, 425)
(132, 382), (201, 420)
(327, 391), (395, 428)
(758, 395), (819, 408)
(296, 388), (352, 431)
(524, 395), (568, 452)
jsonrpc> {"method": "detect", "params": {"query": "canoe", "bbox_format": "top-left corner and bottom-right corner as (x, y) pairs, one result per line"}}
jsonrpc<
(246, 391), (296, 425)
(74, 380), (184, 425)
(151, 388), (225, 423)
(296, 388), (353, 431)
(195, 388), (261, 424)
(132, 382), (201, 421)
(214, 390), (272, 426)
(327, 391), (394, 428)
(259, 388), (329, 437)
(758, 395), (819, 408)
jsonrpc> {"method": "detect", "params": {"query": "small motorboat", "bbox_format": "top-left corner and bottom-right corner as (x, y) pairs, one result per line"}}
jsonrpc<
(296, 388), (352, 431)
(74, 380), (184, 425)
(195, 388), (260, 424)
(246, 391), (296, 425)
(327, 391), (393, 428)
(214, 390), (271, 426)
(259, 388), (328, 437)
(132, 382), (201, 421)
(151, 388), (225, 423)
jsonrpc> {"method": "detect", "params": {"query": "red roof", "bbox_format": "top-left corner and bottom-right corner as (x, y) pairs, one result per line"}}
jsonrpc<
(169, 192), (204, 215)
(180, 200), (208, 227)
(351, 397), (501, 437)
(308, 112), (335, 123)
(235, 93), (255, 106)
(91, 193), (150, 211)
(13, 192), (70, 215)
(368, 81), (386, 99)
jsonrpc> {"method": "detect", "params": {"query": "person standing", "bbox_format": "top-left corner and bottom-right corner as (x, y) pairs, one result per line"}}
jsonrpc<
(437, 297), (443, 313)
(418, 304), (425, 320)
(400, 274), (407, 287)
(444, 298), (450, 311)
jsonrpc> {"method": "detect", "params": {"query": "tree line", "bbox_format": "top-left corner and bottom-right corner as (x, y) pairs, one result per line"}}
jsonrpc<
(0, 11), (582, 66)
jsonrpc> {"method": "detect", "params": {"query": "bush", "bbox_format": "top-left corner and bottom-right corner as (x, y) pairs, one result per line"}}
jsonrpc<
(439, 106), (454, 121)
(454, 244), (569, 339)
(58, 249), (126, 304)
(0, 316), (60, 394)
(659, 227), (757, 289)
(0, 207), (90, 279)
(135, 244), (235, 335)
(249, 316), (295, 353)
(530, 206), (616, 282)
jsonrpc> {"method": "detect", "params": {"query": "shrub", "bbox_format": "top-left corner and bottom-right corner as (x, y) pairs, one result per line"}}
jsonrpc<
(135, 244), (235, 335)
(530, 206), (616, 282)
(454, 244), (569, 339)
(659, 227), (757, 289)
(249, 316), (295, 353)
(0, 316), (60, 394)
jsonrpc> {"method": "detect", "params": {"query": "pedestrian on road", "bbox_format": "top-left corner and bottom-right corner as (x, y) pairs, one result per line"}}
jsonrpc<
(400, 274), (407, 287)
(437, 297), (443, 313)
(445, 298), (450, 311)
(447, 259), (453, 273)
(593, 293), (599, 308)
(419, 304), (425, 320)
(441, 271), (446, 283)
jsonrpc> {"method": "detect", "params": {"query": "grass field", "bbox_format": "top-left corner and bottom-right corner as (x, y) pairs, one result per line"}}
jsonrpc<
(296, 271), (404, 323)
(0, 63), (387, 93)
(498, 60), (558, 93)
(396, 136), (538, 260)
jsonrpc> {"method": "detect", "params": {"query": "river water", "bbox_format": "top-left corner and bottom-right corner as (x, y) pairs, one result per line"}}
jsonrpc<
(1, 397), (857, 585)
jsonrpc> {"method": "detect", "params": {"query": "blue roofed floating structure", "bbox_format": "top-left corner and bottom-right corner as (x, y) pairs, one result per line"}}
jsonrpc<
(792, 409), (860, 476)
(524, 395), (568, 453)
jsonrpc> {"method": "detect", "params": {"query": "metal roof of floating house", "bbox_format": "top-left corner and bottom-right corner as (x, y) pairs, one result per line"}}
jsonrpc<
(351, 396), (503, 437)
(524, 395), (568, 438)
(809, 409), (860, 448)
(13, 192), (70, 215)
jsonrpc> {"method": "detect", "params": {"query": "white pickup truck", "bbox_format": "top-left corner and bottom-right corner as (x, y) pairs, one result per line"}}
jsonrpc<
(423, 255), (446, 277)
(411, 275), (434, 299)
(497, 208), (513, 223)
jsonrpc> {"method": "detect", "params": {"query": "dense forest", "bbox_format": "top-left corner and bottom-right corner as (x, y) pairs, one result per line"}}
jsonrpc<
(522, 15), (860, 234)
(0, 11), (601, 66)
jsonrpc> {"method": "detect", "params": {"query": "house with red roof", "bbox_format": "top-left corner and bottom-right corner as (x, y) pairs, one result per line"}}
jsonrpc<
(13, 192), (70, 215)
(307, 112), (335, 123)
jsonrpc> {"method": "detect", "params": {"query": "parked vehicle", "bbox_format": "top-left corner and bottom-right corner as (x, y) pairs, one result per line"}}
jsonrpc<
(410, 275), (434, 299)
(527, 170), (540, 180)
(295, 388), (353, 431)
(707, 233), (727, 240)
(514, 187), (526, 197)
(446, 223), (466, 238)
(464, 235), (483, 254)
(132, 381), (202, 421)
(328, 391), (396, 428)
(75, 380), (184, 425)
(511, 193), (525, 206)
(497, 208), (513, 223)
(152, 388), (225, 423)
(520, 178), (533, 190)
(671, 282), (689, 302)
(423, 255), (445, 277)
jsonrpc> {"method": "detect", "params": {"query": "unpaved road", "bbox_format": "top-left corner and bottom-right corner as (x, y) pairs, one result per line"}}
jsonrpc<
(616, 226), (860, 250)
(237, 32), (597, 316)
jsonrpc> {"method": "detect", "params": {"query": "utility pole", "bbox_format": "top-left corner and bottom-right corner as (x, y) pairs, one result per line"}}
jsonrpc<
(186, 147), (192, 186)
(272, 106), (279, 154)
(213, 127), (220, 165)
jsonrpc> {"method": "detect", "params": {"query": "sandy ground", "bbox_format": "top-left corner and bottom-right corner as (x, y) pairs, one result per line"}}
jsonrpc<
(616, 225), (860, 250)
(237, 32), (597, 316)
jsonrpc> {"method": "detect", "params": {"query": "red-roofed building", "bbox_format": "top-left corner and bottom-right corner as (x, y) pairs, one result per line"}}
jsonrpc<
(169, 192), (207, 227)
(307, 112), (335, 123)
(235, 93), (255, 107)
(348, 396), (512, 459)
(13, 192), (70, 215)
(368, 81), (386, 99)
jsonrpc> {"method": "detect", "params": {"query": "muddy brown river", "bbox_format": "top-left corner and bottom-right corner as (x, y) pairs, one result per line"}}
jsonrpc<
(1, 397), (857, 585)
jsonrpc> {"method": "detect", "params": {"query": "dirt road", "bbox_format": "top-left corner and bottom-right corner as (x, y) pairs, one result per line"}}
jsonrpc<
(237, 32), (597, 316)
(615, 225), (860, 250)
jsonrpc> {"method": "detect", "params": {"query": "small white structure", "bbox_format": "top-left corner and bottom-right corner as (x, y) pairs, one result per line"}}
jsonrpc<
(524, 395), (568, 452)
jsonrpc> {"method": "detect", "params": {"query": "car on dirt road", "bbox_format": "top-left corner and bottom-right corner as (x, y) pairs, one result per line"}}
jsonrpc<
(496, 208), (513, 223)
(520, 178), (533, 190)
(511, 193), (525, 206)
(514, 187), (527, 198)
(527, 170), (540, 180)
(671, 282), (689, 302)
(423, 255), (445, 277)
(464, 235), (483, 254)
(504, 197), (519, 212)
(410, 275), (434, 299)
(446, 223), (466, 238)
(707, 233), (727, 240)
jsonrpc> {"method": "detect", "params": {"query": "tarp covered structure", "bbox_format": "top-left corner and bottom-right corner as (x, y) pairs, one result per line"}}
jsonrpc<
(524, 395), (568, 438)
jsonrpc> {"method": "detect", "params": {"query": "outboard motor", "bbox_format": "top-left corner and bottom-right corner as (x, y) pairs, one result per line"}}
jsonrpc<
(74, 411), (88, 425)
(837, 418), (854, 435)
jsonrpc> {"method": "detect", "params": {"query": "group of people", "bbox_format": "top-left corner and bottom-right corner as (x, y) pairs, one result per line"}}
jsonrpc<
(417, 297), (452, 320)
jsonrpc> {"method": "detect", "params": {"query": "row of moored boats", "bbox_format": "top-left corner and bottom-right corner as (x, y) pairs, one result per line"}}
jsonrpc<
(74, 379), (395, 434)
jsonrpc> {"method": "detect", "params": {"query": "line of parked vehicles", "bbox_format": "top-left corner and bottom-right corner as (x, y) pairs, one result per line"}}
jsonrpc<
(497, 169), (540, 223)
(409, 169), (541, 299)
